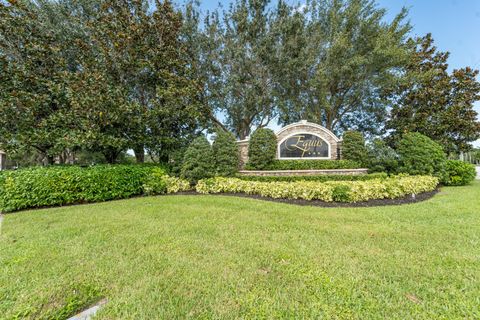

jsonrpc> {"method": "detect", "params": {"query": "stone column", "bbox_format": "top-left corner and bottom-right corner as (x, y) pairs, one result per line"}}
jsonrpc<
(0, 151), (6, 170)
(237, 140), (249, 168)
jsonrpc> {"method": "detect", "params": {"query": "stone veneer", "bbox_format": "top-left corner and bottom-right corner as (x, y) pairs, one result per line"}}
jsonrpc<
(238, 169), (368, 176)
(237, 140), (250, 168)
(237, 121), (342, 168)
(0, 151), (6, 170)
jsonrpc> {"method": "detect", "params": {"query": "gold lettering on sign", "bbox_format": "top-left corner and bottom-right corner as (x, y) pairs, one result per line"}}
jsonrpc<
(284, 135), (323, 157)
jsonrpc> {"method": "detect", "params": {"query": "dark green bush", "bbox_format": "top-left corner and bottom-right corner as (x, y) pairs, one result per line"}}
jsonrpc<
(397, 132), (446, 176)
(342, 131), (368, 165)
(237, 172), (387, 182)
(0, 165), (164, 212)
(181, 135), (215, 183)
(246, 159), (361, 170)
(213, 130), (239, 176)
(247, 128), (277, 169)
(167, 147), (187, 177)
(332, 184), (351, 202)
(367, 139), (399, 173)
(440, 160), (476, 186)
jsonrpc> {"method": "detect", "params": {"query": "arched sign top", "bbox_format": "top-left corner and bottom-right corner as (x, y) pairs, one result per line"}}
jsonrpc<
(278, 132), (330, 159)
(235, 120), (341, 165)
(275, 120), (340, 143)
(275, 121), (339, 160)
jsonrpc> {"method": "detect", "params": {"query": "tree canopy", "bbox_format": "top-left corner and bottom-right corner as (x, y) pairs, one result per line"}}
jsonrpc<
(0, 0), (478, 165)
(184, 0), (279, 140)
(387, 34), (480, 153)
(274, 0), (412, 137)
(0, 0), (205, 164)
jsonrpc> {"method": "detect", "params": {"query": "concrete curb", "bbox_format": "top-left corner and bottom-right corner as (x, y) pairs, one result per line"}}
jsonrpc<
(67, 299), (107, 320)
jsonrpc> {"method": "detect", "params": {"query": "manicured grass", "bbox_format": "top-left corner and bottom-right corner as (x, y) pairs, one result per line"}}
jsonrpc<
(1, 182), (479, 319)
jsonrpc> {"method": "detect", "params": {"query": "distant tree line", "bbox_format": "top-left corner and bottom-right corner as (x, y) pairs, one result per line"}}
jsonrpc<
(0, 0), (479, 165)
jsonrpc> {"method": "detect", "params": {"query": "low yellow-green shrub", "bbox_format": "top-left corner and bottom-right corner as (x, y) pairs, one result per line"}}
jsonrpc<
(196, 175), (439, 202)
(163, 175), (192, 193)
(143, 167), (191, 195)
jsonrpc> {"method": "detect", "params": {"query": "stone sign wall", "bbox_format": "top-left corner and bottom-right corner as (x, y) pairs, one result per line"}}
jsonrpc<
(237, 120), (342, 167)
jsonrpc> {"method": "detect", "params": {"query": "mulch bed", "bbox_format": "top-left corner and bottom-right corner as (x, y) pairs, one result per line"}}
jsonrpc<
(3, 189), (439, 214)
(175, 189), (440, 207)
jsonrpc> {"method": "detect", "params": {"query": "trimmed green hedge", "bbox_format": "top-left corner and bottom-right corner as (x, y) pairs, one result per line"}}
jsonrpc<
(213, 130), (239, 176)
(196, 175), (439, 203)
(245, 159), (361, 171)
(236, 172), (388, 183)
(0, 165), (190, 212)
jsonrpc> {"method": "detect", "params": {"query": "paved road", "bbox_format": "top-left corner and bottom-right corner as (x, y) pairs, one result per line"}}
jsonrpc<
(476, 166), (480, 180)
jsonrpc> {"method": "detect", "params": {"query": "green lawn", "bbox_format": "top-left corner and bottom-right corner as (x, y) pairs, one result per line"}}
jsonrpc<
(1, 182), (479, 319)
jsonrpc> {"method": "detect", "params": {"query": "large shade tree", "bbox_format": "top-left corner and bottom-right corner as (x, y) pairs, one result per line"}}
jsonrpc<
(273, 0), (411, 136)
(88, 0), (207, 162)
(0, 1), (73, 164)
(387, 34), (480, 153)
(184, 0), (279, 140)
(0, 0), (206, 163)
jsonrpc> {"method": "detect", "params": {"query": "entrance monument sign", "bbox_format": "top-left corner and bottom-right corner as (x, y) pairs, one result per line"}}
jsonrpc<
(237, 120), (342, 167)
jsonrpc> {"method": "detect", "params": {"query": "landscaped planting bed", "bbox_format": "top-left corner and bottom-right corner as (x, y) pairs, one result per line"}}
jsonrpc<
(237, 172), (387, 182)
(197, 175), (439, 202)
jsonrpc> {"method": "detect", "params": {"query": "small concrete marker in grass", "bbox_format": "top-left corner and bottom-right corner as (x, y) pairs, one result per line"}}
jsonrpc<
(67, 299), (107, 320)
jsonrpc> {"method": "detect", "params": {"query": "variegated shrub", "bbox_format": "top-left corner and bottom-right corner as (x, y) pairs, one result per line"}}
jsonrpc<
(196, 176), (439, 203)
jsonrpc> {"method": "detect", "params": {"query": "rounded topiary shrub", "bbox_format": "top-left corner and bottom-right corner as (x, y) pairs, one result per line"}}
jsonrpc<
(342, 131), (368, 165)
(181, 135), (215, 184)
(441, 160), (476, 186)
(397, 132), (446, 176)
(247, 128), (277, 170)
(212, 130), (239, 177)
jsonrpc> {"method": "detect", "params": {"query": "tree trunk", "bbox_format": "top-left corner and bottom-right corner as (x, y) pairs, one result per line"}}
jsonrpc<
(238, 124), (250, 140)
(325, 111), (334, 131)
(46, 155), (55, 165)
(159, 154), (169, 163)
(134, 145), (145, 163)
(103, 148), (120, 164)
